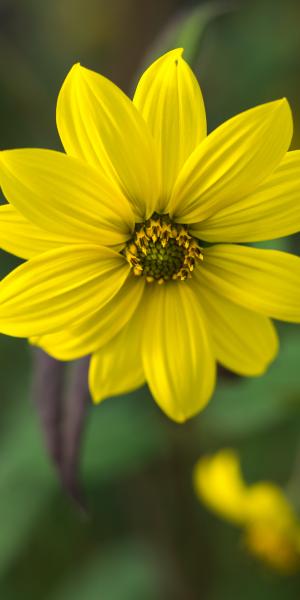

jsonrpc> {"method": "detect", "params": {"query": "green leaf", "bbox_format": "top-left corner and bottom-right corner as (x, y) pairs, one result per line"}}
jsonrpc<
(169, 2), (234, 65)
(250, 237), (293, 251)
(0, 398), (55, 578)
(199, 330), (300, 438)
(82, 389), (169, 484)
(135, 1), (234, 86)
(49, 541), (161, 600)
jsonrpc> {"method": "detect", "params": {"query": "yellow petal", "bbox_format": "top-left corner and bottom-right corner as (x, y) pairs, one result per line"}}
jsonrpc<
(89, 308), (145, 403)
(244, 522), (300, 573)
(133, 48), (206, 209)
(243, 482), (300, 570)
(34, 274), (145, 360)
(142, 283), (215, 423)
(57, 63), (159, 219)
(245, 483), (296, 527)
(193, 449), (248, 524)
(0, 149), (134, 246)
(169, 99), (292, 223)
(0, 245), (129, 337)
(0, 204), (69, 259)
(191, 278), (279, 376)
(200, 244), (300, 322)
(194, 151), (300, 242)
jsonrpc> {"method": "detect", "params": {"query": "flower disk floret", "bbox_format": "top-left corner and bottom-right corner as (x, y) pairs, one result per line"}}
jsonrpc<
(124, 213), (203, 283)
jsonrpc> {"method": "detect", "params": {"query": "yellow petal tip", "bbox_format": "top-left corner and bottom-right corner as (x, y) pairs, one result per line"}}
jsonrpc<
(91, 395), (102, 405)
(173, 47), (184, 56)
(160, 48), (184, 63)
(66, 63), (84, 83)
(89, 384), (102, 405)
(68, 62), (81, 74)
(272, 97), (291, 111)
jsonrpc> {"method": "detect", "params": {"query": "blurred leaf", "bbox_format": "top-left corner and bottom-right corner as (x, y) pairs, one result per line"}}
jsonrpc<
(251, 237), (293, 251)
(0, 336), (54, 579)
(170, 2), (234, 65)
(32, 349), (89, 508)
(82, 388), (169, 484)
(0, 398), (55, 578)
(62, 356), (90, 504)
(199, 331), (300, 438)
(49, 540), (162, 600)
(32, 349), (65, 469)
(135, 1), (234, 86)
(0, 375), (169, 582)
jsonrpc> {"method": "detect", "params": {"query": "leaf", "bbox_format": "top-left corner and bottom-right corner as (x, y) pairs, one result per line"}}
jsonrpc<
(82, 387), (169, 485)
(199, 330), (300, 438)
(49, 541), (162, 600)
(62, 356), (90, 504)
(32, 348), (89, 508)
(0, 396), (54, 579)
(136, 1), (234, 79)
(31, 348), (65, 467)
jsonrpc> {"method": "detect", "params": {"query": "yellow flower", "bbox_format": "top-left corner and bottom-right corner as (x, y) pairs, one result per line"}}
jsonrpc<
(194, 450), (300, 573)
(1, 48), (300, 422)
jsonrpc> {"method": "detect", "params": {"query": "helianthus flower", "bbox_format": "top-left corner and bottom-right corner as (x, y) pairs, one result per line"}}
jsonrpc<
(194, 449), (300, 573)
(1, 49), (300, 422)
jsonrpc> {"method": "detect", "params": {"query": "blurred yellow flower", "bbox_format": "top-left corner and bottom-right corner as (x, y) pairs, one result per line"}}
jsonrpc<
(194, 449), (300, 573)
(1, 49), (300, 421)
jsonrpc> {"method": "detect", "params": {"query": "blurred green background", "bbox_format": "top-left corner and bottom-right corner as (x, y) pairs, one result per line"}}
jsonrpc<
(1, 0), (300, 598)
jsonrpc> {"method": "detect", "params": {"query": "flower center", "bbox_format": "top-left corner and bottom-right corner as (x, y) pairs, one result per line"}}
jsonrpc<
(124, 213), (203, 284)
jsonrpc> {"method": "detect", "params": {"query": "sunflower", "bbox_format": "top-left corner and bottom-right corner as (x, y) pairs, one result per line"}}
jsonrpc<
(1, 48), (300, 422)
(194, 450), (300, 573)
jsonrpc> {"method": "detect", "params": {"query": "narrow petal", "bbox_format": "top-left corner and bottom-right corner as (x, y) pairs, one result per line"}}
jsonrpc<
(0, 204), (68, 259)
(194, 151), (300, 242)
(89, 308), (145, 403)
(199, 244), (300, 322)
(169, 99), (292, 223)
(0, 245), (129, 337)
(133, 48), (206, 208)
(34, 274), (145, 360)
(57, 63), (159, 218)
(191, 278), (279, 376)
(142, 283), (216, 423)
(193, 450), (249, 524)
(0, 149), (134, 246)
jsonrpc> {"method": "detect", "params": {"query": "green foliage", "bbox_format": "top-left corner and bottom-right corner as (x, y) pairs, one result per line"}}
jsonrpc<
(137, 1), (232, 79)
(201, 331), (300, 438)
(83, 390), (169, 483)
(2, 0), (300, 598)
(49, 541), (161, 600)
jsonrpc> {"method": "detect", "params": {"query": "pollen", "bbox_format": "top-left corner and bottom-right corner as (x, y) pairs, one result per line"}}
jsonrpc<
(124, 213), (203, 283)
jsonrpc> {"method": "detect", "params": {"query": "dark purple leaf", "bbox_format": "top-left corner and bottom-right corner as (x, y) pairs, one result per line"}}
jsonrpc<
(32, 348), (90, 510)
